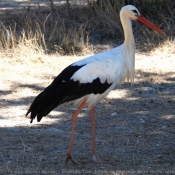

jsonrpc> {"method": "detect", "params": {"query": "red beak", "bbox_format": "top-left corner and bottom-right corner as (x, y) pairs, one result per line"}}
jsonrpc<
(137, 15), (165, 34)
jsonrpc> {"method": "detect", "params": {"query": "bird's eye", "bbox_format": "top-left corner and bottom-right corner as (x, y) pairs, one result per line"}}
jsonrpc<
(132, 10), (138, 15)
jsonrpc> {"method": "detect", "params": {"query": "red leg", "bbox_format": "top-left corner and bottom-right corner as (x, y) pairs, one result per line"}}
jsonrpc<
(90, 106), (98, 162)
(66, 99), (87, 164)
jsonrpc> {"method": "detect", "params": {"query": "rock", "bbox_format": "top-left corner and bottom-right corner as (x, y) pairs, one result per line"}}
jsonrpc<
(140, 119), (146, 123)
(157, 155), (164, 158)
(144, 160), (149, 164)
(137, 87), (157, 94)
(136, 74), (141, 78)
(111, 112), (117, 117)
(162, 126), (167, 130)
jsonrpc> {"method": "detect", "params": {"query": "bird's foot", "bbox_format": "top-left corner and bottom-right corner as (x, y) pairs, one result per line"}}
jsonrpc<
(65, 152), (78, 165)
(92, 155), (101, 164)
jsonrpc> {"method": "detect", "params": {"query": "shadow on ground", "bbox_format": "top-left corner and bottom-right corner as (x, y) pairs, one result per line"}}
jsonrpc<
(0, 71), (175, 174)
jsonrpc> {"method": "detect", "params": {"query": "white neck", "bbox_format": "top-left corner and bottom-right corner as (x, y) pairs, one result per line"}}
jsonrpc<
(120, 14), (135, 83)
(120, 14), (135, 46)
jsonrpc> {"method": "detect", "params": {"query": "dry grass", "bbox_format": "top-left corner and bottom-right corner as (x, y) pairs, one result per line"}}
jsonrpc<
(0, 0), (174, 59)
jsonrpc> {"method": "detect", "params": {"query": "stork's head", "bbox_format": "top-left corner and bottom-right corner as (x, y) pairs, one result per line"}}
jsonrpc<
(120, 5), (140, 20)
(120, 5), (164, 34)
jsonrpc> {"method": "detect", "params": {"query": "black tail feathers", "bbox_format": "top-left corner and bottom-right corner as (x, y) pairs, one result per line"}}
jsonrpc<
(26, 89), (60, 123)
(26, 78), (72, 123)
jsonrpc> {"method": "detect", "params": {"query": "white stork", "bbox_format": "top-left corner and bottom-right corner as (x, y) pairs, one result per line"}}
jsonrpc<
(26, 5), (164, 164)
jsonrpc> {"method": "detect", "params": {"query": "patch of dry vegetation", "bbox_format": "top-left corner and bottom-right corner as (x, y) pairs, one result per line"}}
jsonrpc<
(0, 0), (174, 59)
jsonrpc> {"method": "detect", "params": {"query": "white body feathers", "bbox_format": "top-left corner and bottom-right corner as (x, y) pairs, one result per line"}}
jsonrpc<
(71, 42), (135, 108)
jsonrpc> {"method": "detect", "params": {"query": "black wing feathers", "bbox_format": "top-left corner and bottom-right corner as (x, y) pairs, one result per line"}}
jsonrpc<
(26, 64), (112, 123)
(26, 64), (84, 122)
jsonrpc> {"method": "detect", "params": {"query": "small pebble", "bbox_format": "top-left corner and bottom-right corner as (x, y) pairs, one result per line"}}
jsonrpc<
(137, 74), (141, 78)
(157, 155), (163, 158)
(162, 126), (167, 130)
(111, 112), (117, 117)
(144, 160), (148, 164)
(140, 119), (145, 123)
(137, 87), (156, 94)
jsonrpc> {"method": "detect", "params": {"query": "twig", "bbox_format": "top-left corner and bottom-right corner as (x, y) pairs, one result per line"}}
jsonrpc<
(20, 136), (26, 165)
(156, 88), (168, 107)
(0, 152), (9, 173)
(36, 156), (43, 169)
(43, 12), (52, 33)
(49, 0), (55, 11)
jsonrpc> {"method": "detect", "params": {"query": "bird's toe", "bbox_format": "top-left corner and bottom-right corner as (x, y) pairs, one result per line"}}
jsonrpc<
(92, 155), (100, 163)
(65, 153), (78, 165)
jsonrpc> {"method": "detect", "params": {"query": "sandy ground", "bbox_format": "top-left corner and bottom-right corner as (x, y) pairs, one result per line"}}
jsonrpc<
(0, 49), (175, 174)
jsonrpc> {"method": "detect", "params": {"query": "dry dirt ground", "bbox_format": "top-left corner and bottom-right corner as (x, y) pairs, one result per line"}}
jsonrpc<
(0, 45), (175, 175)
